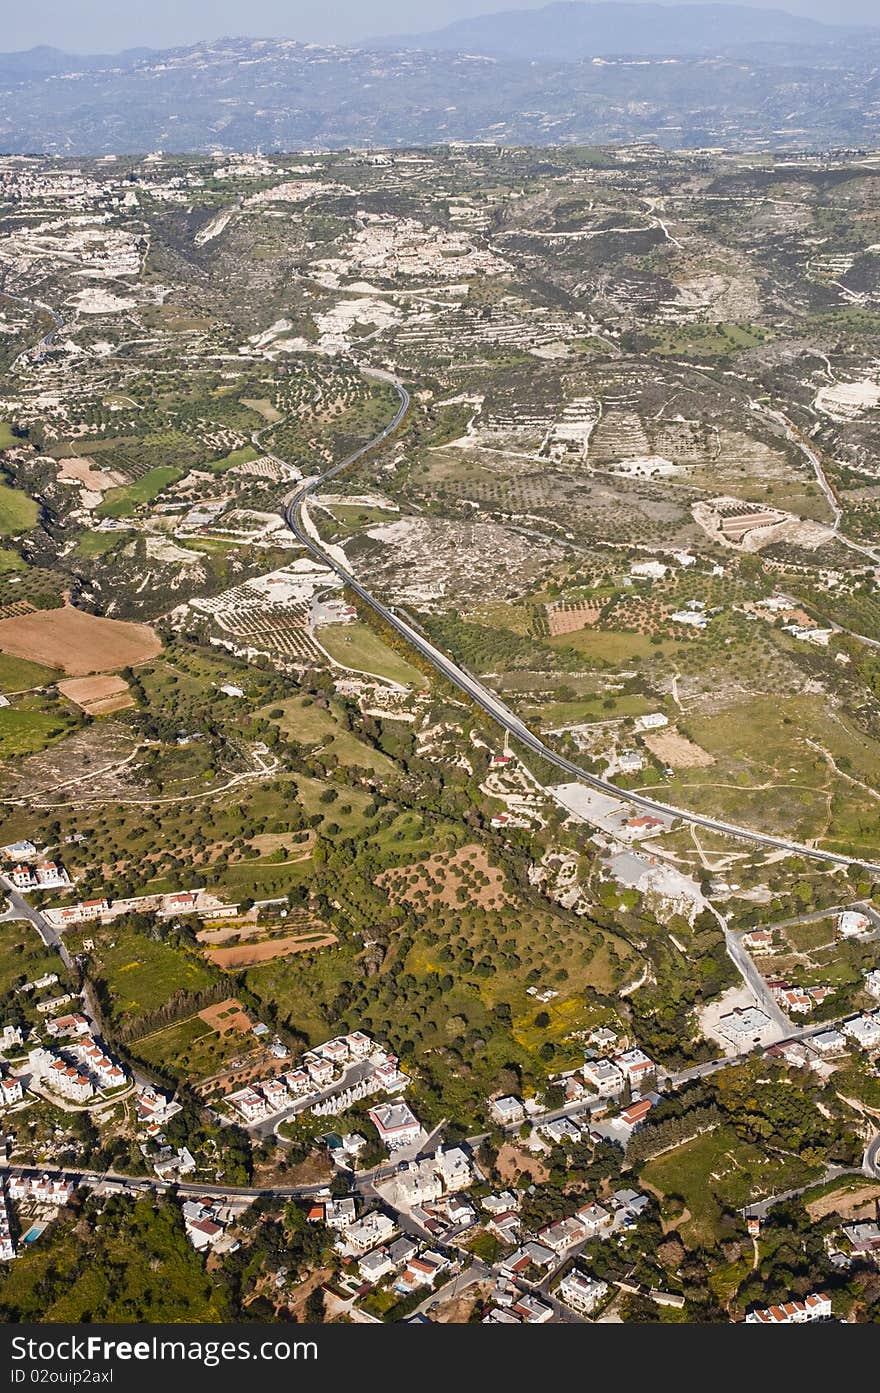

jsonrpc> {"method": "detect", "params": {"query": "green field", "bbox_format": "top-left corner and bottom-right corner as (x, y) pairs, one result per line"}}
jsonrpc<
(646, 321), (774, 359)
(315, 623), (423, 686)
(0, 920), (62, 998)
(0, 549), (26, 574)
(260, 695), (397, 775)
(96, 466), (183, 518)
(0, 703), (76, 758)
(260, 694), (338, 744)
(0, 424), (17, 451)
(642, 1125), (821, 1247)
(548, 629), (683, 664)
(209, 444), (259, 474)
(131, 1013), (248, 1082)
(0, 484), (37, 535)
(74, 530), (128, 558)
(87, 927), (216, 1018)
(0, 653), (60, 693)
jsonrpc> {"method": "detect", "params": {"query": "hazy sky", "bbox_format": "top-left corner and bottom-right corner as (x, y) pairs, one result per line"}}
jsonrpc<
(3, 0), (875, 55)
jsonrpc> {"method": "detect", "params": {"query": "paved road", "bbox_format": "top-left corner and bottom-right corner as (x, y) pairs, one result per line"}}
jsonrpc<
(864, 1133), (880, 1180)
(724, 929), (793, 1038)
(5, 886), (73, 972)
(278, 372), (880, 876)
(2, 291), (64, 370)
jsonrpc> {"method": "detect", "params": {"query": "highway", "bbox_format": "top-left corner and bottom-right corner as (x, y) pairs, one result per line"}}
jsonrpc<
(279, 370), (880, 876)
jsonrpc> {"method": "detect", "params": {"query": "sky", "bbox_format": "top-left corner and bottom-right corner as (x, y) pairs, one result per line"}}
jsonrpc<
(2, 0), (874, 55)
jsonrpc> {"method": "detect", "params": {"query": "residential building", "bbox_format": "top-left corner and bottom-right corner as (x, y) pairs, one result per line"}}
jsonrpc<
(574, 1202), (613, 1237)
(186, 1218), (224, 1252)
(0, 1026), (23, 1053)
(345, 1031), (374, 1059)
(842, 1012), (880, 1052)
(615, 1048), (655, 1085)
(324, 1197), (357, 1229)
(0, 1187), (14, 1261)
(631, 561), (667, 580)
(582, 1058), (625, 1097)
(558, 1270), (608, 1315)
(841, 1221), (880, 1257)
(618, 1097), (653, 1130)
(44, 1057), (93, 1104)
(865, 969), (880, 1000)
(489, 1095), (525, 1126)
(343, 1211), (397, 1252)
(358, 1248), (394, 1283)
(500, 1242), (555, 1278)
(46, 1014), (91, 1039)
(541, 1116), (581, 1146)
(635, 712), (668, 731)
(717, 1006), (772, 1045)
(538, 1215), (584, 1255)
(368, 1101), (423, 1151)
(0, 1076), (23, 1107)
(511, 1293), (553, 1323)
(742, 929), (774, 952)
(744, 1293), (831, 1324)
(812, 1029), (847, 1056)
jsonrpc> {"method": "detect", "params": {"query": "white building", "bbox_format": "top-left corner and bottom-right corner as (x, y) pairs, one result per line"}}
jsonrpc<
(838, 910), (872, 939)
(558, 1270), (608, 1315)
(582, 1058), (625, 1097)
(745, 1293), (831, 1324)
(489, 1095), (525, 1126)
(0, 1076), (23, 1107)
(343, 1210), (397, 1252)
(811, 1029), (847, 1056)
(615, 1048), (655, 1086)
(865, 969), (880, 1000)
(842, 1012), (880, 1052)
(635, 712), (669, 732)
(368, 1101), (424, 1151)
(631, 561), (667, 581)
(717, 1007), (771, 1046)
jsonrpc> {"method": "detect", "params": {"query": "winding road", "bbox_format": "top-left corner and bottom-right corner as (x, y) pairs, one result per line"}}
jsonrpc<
(279, 370), (880, 876)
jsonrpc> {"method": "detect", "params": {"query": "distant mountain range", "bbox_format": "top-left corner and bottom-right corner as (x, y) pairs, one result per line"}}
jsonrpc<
(377, 1), (867, 60)
(0, 3), (878, 156)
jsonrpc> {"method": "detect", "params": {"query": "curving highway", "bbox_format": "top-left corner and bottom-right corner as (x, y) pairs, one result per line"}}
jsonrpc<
(280, 371), (880, 876)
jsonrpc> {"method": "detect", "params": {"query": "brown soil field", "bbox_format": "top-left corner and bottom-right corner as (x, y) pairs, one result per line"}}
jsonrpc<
(57, 673), (134, 715)
(546, 602), (603, 636)
(56, 458), (127, 490)
(205, 933), (336, 968)
(644, 727), (715, 769)
(198, 997), (252, 1034)
(806, 1182), (880, 1221)
(495, 1142), (549, 1185)
(378, 843), (512, 911)
(0, 604), (160, 675)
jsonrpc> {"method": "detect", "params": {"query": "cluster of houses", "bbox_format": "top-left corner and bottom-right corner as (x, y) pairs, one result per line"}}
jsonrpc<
(744, 1292), (831, 1324)
(768, 980), (834, 1014)
(480, 1189), (647, 1322)
(486, 1268), (609, 1323)
(6, 1173), (75, 1207)
(227, 1031), (407, 1128)
(3, 861), (71, 892)
(322, 1195), (452, 1295)
(134, 1085), (182, 1137)
(28, 1017), (128, 1104)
